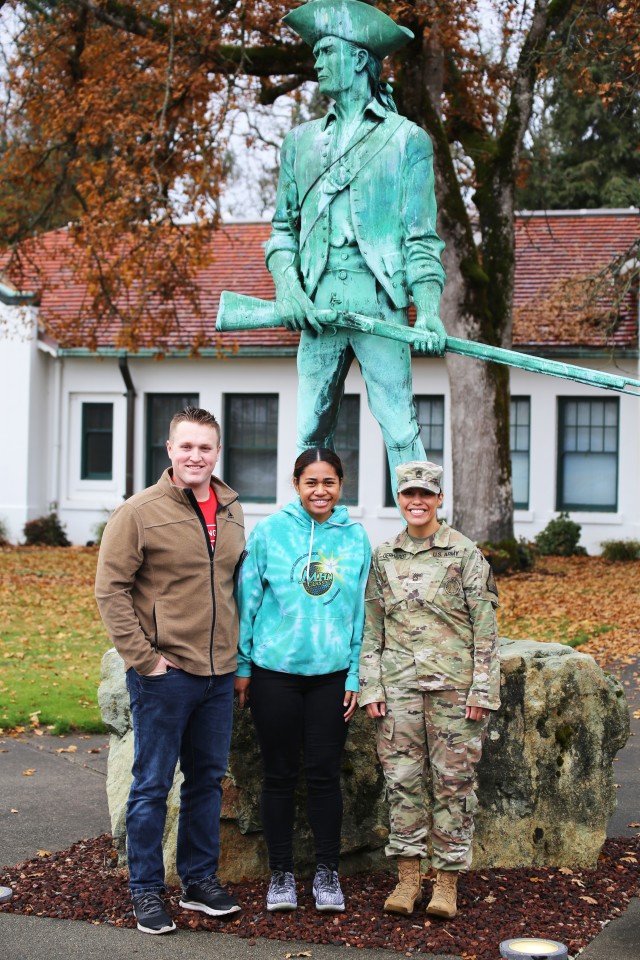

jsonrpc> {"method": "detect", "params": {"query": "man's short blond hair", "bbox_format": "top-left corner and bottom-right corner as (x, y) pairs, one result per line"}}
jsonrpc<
(168, 407), (221, 444)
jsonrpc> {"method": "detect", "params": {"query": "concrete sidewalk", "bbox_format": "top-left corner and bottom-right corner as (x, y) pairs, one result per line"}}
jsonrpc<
(1, 670), (639, 960)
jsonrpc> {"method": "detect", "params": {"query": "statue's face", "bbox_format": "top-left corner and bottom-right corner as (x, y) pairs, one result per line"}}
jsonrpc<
(313, 36), (362, 98)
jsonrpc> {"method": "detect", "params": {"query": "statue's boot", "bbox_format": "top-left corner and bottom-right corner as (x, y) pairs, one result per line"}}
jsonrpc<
(383, 857), (422, 915)
(426, 870), (458, 918)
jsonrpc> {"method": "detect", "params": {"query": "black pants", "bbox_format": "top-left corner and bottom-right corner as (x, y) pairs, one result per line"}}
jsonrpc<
(249, 665), (349, 871)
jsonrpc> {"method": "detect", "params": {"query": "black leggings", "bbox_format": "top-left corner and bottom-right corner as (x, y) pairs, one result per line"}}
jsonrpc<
(249, 665), (349, 871)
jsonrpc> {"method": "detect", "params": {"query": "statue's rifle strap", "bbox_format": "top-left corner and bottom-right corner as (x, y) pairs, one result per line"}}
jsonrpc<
(298, 114), (407, 250)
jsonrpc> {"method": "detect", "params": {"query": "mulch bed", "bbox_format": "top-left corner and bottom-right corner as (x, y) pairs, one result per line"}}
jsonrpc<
(1, 835), (639, 959)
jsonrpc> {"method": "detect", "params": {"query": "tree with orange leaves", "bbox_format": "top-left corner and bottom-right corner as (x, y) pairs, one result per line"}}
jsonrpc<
(0, 0), (635, 540)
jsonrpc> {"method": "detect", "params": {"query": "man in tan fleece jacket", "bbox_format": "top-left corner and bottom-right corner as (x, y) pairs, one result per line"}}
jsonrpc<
(96, 406), (245, 935)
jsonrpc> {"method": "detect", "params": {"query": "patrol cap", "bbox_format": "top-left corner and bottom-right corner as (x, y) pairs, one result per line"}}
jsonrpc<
(283, 1), (414, 59)
(396, 460), (443, 495)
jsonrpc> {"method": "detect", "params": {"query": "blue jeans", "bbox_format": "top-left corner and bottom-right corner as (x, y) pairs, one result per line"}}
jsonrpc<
(125, 667), (235, 893)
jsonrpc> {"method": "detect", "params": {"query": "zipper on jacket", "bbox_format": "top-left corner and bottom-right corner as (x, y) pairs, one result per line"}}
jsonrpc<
(186, 488), (217, 674)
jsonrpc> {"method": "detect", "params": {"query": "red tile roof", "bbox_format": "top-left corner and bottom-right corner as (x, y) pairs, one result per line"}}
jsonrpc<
(514, 211), (638, 349)
(2, 211), (637, 354)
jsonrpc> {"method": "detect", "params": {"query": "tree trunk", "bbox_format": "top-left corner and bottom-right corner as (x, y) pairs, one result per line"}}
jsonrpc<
(441, 257), (513, 543)
(398, 19), (514, 543)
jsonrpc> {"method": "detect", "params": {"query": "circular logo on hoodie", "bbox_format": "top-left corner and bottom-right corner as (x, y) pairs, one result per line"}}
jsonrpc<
(300, 561), (334, 596)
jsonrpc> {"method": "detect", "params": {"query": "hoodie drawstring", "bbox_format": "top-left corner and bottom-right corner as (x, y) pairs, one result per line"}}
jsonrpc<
(306, 518), (315, 581)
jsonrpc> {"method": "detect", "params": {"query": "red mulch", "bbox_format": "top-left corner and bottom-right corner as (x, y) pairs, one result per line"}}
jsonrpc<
(1, 834), (639, 959)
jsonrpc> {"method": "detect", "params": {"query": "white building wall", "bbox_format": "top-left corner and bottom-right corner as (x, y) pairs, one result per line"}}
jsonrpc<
(0, 303), (50, 542)
(47, 350), (640, 553)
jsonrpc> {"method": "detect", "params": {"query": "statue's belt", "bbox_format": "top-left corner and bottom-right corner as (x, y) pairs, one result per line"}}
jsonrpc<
(298, 114), (408, 250)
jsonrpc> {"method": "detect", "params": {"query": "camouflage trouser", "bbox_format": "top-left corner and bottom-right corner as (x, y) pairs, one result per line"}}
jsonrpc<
(376, 667), (489, 870)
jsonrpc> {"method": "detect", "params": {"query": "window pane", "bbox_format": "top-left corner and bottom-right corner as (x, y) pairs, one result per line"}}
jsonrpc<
(225, 395), (278, 502)
(558, 399), (618, 511)
(81, 403), (113, 480)
(563, 454), (617, 508)
(510, 397), (530, 509)
(334, 395), (360, 506)
(512, 451), (530, 509)
(385, 395), (445, 506)
(146, 393), (199, 486)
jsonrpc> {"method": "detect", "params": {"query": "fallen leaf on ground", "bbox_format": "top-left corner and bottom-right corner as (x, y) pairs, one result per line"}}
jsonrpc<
(22, 769), (36, 776)
(580, 896), (598, 905)
(55, 746), (77, 754)
(37, 850), (51, 857)
(10, 808), (18, 813)
(285, 953), (312, 958)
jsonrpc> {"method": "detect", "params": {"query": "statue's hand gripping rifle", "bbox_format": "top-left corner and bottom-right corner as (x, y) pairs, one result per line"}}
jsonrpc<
(216, 292), (640, 398)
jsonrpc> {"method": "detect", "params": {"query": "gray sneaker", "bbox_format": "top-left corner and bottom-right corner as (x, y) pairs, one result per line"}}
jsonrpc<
(266, 870), (297, 911)
(312, 864), (345, 912)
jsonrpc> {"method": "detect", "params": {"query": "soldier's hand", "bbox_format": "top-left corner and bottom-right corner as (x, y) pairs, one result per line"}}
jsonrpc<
(412, 314), (446, 356)
(466, 705), (490, 722)
(365, 701), (387, 719)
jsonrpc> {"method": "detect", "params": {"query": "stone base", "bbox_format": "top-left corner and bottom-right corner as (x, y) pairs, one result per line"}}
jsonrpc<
(98, 639), (629, 884)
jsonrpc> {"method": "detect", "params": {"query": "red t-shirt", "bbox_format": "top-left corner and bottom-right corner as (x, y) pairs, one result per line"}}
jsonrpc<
(199, 486), (218, 551)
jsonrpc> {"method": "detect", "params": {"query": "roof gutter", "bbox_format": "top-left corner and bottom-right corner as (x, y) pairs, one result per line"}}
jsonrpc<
(118, 355), (136, 500)
(0, 280), (37, 306)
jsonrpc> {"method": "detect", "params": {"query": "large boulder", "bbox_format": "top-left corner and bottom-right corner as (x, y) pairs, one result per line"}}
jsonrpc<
(98, 638), (629, 883)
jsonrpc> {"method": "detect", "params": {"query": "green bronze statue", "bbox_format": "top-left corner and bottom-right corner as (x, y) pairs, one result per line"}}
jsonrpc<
(265, 0), (445, 483)
(217, 0), (640, 465)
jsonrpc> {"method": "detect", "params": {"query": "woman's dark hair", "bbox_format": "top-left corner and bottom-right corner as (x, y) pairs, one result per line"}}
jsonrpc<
(293, 447), (344, 483)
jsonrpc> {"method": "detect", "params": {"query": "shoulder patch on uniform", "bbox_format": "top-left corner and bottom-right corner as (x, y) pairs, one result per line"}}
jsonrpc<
(485, 567), (498, 597)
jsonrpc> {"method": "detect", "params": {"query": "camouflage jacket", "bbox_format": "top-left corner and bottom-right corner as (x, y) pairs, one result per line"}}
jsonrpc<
(359, 522), (501, 711)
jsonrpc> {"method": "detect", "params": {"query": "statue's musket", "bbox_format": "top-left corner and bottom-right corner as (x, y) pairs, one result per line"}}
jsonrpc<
(216, 291), (640, 398)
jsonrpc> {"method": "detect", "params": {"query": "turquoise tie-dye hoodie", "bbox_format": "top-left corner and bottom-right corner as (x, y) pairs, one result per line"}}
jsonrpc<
(237, 497), (371, 692)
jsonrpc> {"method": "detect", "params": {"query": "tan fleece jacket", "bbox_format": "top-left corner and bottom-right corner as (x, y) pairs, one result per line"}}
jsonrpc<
(95, 469), (245, 676)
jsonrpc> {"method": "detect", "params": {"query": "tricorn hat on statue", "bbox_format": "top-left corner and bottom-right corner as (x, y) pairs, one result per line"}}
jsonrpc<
(283, 0), (414, 59)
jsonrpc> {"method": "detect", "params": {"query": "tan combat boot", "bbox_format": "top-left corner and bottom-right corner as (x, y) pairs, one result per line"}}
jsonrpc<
(383, 857), (422, 915)
(426, 870), (458, 918)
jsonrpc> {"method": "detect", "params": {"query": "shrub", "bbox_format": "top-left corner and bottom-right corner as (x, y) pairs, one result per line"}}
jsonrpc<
(0, 517), (10, 546)
(478, 537), (535, 574)
(23, 509), (71, 547)
(90, 512), (112, 547)
(534, 512), (586, 557)
(600, 539), (640, 562)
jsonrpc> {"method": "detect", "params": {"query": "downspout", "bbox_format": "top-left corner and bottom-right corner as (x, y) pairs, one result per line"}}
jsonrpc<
(118, 355), (136, 500)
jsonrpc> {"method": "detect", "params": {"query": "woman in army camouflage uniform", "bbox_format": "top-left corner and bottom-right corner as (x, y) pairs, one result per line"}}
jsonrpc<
(359, 460), (500, 920)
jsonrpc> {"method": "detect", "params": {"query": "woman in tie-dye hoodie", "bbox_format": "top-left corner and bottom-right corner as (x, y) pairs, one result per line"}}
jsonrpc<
(235, 447), (370, 915)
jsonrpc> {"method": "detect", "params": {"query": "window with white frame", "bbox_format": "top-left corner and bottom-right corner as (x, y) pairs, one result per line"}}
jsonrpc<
(385, 395), (445, 505)
(510, 397), (530, 510)
(81, 402), (113, 480)
(224, 394), (278, 502)
(68, 393), (123, 499)
(557, 398), (619, 511)
(146, 393), (199, 486)
(334, 395), (360, 505)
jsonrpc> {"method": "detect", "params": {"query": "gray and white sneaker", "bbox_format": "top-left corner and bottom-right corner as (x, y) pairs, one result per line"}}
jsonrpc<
(312, 864), (345, 912)
(266, 869), (297, 911)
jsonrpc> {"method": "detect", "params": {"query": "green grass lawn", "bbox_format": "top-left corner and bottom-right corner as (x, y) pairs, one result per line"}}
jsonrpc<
(0, 547), (110, 734)
(1, 547), (637, 736)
